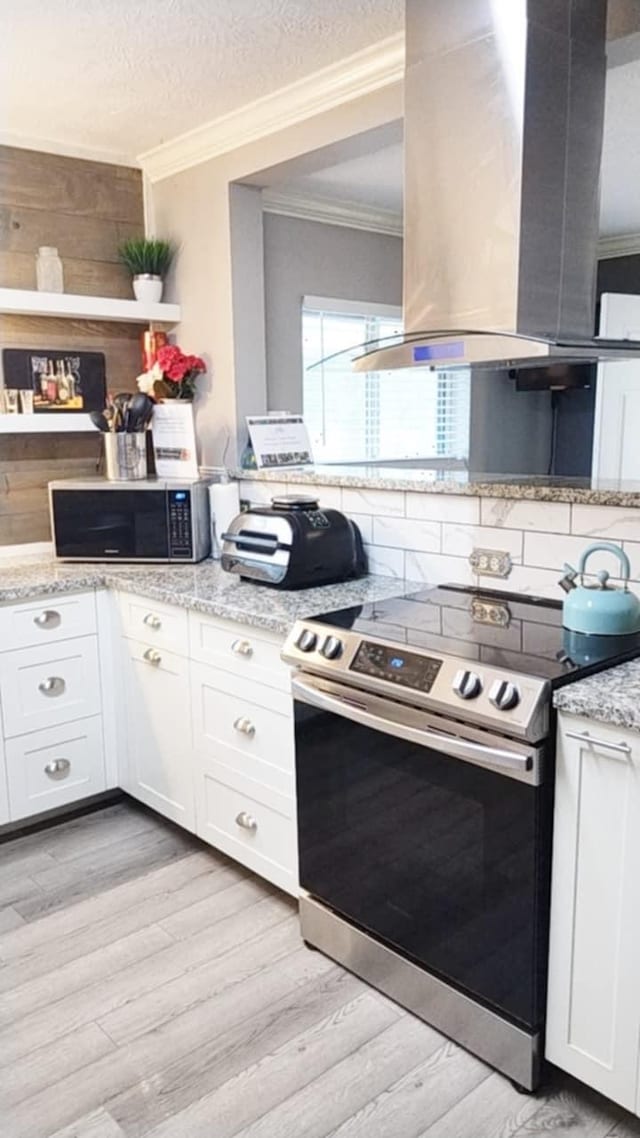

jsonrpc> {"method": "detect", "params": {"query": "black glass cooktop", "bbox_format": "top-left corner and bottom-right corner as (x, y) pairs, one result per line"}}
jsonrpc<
(313, 584), (640, 687)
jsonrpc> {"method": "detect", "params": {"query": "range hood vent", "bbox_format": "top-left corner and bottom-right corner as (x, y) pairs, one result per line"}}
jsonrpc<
(354, 0), (640, 373)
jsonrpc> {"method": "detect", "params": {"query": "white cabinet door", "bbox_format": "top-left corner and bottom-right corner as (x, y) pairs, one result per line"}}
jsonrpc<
(0, 731), (8, 825)
(122, 640), (195, 832)
(5, 716), (106, 820)
(546, 714), (640, 1112)
(592, 293), (640, 482)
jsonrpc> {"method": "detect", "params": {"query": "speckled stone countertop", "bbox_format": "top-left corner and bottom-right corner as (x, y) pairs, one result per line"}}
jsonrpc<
(232, 466), (640, 507)
(0, 555), (420, 636)
(554, 660), (640, 731)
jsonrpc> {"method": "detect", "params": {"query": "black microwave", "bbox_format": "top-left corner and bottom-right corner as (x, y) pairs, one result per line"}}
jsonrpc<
(49, 478), (211, 563)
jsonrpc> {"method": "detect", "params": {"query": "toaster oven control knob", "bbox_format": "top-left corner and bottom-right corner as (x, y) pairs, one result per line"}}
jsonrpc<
(452, 669), (482, 700)
(296, 628), (318, 653)
(320, 635), (343, 660)
(489, 679), (520, 711)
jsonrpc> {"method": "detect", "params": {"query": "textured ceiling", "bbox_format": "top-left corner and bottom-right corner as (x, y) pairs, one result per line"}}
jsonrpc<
(278, 59), (640, 239)
(1, 0), (403, 161)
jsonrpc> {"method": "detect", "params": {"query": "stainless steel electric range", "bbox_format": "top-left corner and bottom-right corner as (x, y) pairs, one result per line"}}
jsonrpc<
(282, 584), (640, 1092)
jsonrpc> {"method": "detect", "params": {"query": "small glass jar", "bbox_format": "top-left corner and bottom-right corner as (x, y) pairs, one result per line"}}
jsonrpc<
(36, 246), (64, 293)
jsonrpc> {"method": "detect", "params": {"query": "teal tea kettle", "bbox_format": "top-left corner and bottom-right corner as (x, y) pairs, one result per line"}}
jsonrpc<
(561, 541), (640, 635)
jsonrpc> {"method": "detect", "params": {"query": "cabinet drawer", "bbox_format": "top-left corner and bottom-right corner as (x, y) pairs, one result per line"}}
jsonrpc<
(116, 592), (189, 656)
(191, 662), (294, 795)
(0, 637), (102, 738)
(188, 612), (289, 691)
(5, 716), (106, 820)
(196, 762), (297, 895)
(0, 591), (97, 653)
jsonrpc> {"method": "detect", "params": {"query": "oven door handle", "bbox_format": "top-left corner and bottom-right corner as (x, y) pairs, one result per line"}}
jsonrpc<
(292, 675), (535, 778)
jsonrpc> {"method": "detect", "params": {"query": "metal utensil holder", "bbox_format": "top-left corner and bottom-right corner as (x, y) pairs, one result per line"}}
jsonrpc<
(104, 433), (147, 481)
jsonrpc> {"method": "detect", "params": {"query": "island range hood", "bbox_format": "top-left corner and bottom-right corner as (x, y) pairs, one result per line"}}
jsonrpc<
(353, 0), (640, 374)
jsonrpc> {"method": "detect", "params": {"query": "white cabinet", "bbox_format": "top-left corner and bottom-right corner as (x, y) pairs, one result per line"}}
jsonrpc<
(5, 717), (105, 819)
(546, 713), (640, 1113)
(0, 589), (106, 826)
(121, 639), (195, 832)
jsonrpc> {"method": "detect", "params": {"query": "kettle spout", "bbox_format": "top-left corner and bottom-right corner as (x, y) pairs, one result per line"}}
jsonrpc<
(559, 563), (578, 594)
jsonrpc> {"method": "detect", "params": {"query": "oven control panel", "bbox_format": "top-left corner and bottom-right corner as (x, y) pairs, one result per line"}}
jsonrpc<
(350, 641), (442, 693)
(283, 620), (550, 743)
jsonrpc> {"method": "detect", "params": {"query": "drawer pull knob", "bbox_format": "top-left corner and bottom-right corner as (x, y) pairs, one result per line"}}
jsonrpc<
(143, 648), (162, 665)
(143, 613), (162, 630)
(33, 610), (61, 630)
(235, 811), (257, 832)
(44, 759), (71, 780)
(232, 639), (253, 658)
(233, 716), (255, 738)
(38, 676), (66, 697)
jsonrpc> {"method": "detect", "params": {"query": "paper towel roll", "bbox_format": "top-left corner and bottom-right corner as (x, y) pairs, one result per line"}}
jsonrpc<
(209, 481), (240, 559)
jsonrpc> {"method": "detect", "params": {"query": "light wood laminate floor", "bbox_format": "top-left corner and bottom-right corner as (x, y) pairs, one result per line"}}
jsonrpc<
(1, 799), (639, 1138)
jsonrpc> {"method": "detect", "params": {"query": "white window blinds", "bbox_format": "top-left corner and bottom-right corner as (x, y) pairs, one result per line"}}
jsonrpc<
(302, 299), (470, 465)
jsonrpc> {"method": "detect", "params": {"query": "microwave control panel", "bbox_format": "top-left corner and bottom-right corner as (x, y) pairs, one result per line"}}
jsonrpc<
(168, 490), (193, 558)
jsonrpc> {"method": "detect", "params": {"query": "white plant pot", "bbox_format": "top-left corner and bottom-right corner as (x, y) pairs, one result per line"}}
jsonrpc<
(133, 275), (163, 303)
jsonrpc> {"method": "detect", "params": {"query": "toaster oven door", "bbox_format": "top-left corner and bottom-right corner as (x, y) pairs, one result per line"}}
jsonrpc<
(51, 488), (169, 560)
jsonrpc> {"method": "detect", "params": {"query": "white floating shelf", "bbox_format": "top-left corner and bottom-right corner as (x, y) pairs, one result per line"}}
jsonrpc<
(0, 287), (180, 325)
(0, 413), (98, 433)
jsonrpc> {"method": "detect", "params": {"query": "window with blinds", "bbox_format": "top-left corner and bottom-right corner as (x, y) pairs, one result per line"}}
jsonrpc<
(302, 298), (471, 465)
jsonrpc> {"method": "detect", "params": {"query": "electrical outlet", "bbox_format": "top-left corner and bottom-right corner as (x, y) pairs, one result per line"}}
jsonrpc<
(469, 548), (512, 578)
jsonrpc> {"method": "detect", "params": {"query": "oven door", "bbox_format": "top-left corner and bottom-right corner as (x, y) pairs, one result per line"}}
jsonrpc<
(293, 673), (551, 1031)
(51, 488), (169, 560)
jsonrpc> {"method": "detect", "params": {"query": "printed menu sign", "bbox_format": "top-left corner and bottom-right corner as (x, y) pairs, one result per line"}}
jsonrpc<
(246, 414), (313, 469)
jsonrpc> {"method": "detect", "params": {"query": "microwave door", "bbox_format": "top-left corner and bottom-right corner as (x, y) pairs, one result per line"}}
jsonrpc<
(52, 490), (169, 559)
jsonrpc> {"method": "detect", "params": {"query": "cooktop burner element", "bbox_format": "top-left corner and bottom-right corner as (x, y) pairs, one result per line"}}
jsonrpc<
(282, 585), (640, 743)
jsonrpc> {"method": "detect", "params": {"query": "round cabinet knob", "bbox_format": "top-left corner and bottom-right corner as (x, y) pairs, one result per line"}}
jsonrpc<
(143, 613), (162, 630)
(296, 629), (318, 653)
(452, 669), (482, 700)
(143, 648), (162, 666)
(321, 635), (343, 660)
(44, 759), (70, 781)
(489, 679), (520, 711)
(233, 716), (256, 738)
(232, 639), (253, 657)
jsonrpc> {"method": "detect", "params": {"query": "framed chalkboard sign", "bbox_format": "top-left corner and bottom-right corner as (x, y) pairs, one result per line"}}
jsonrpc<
(2, 348), (107, 414)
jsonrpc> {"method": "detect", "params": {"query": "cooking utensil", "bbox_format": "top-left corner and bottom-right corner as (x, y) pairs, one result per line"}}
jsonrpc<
(89, 410), (110, 432)
(561, 542), (640, 635)
(127, 392), (154, 432)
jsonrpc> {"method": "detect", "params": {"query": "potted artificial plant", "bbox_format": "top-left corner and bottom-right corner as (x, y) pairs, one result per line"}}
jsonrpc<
(118, 237), (174, 303)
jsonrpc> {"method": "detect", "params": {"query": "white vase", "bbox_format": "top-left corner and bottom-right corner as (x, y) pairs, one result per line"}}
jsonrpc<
(133, 274), (163, 303)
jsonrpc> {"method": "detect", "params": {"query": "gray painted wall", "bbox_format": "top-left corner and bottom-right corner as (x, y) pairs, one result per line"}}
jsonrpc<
(263, 212), (403, 412)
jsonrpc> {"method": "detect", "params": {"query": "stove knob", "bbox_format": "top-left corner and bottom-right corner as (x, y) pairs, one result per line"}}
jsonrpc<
(452, 669), (482, 700)
(321, 635), (343, 660)
(489, 679), (520, 711)
(296, 628), (318, 653)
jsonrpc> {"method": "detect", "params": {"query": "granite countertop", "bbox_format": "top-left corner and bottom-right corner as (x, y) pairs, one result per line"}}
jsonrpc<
(554, 660), (640, 731)
(0, 555), (419, 636)
(232, 466), (640, 507)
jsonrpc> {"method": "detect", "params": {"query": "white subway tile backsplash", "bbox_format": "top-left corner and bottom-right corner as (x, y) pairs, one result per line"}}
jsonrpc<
(442, 524), (523, 562)
(405, 493), (479, 524)
(481, 498), (571, 534)
(522, 532), (622, 577)
(238, 480), (287, 504)
(347, 512), (373, 544)
(405, 551), (474, 586)
(364, 544), (405, 578)
(622, 541), (640, 582)
(571, 505), (640, 542)
(491, 564), (564, 598)
(373, 516), (440, 553)
(342, 487), (405, 517)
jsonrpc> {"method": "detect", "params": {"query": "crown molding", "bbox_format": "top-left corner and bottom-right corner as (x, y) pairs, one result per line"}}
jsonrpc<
(139, 33), (404, 183)
(262, 189), (402, 237)
(598, 233), (640, 259)
(0, 130), (137, 168)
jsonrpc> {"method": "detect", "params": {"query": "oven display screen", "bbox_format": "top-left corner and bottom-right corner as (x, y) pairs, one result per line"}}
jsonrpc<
(350, 641), (442, 692)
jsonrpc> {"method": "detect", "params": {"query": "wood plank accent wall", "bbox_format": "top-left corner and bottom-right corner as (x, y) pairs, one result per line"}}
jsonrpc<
(0, 146), (145, 545)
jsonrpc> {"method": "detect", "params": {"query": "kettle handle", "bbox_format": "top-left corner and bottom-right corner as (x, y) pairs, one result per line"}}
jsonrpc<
(578, 542), (631, 586)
